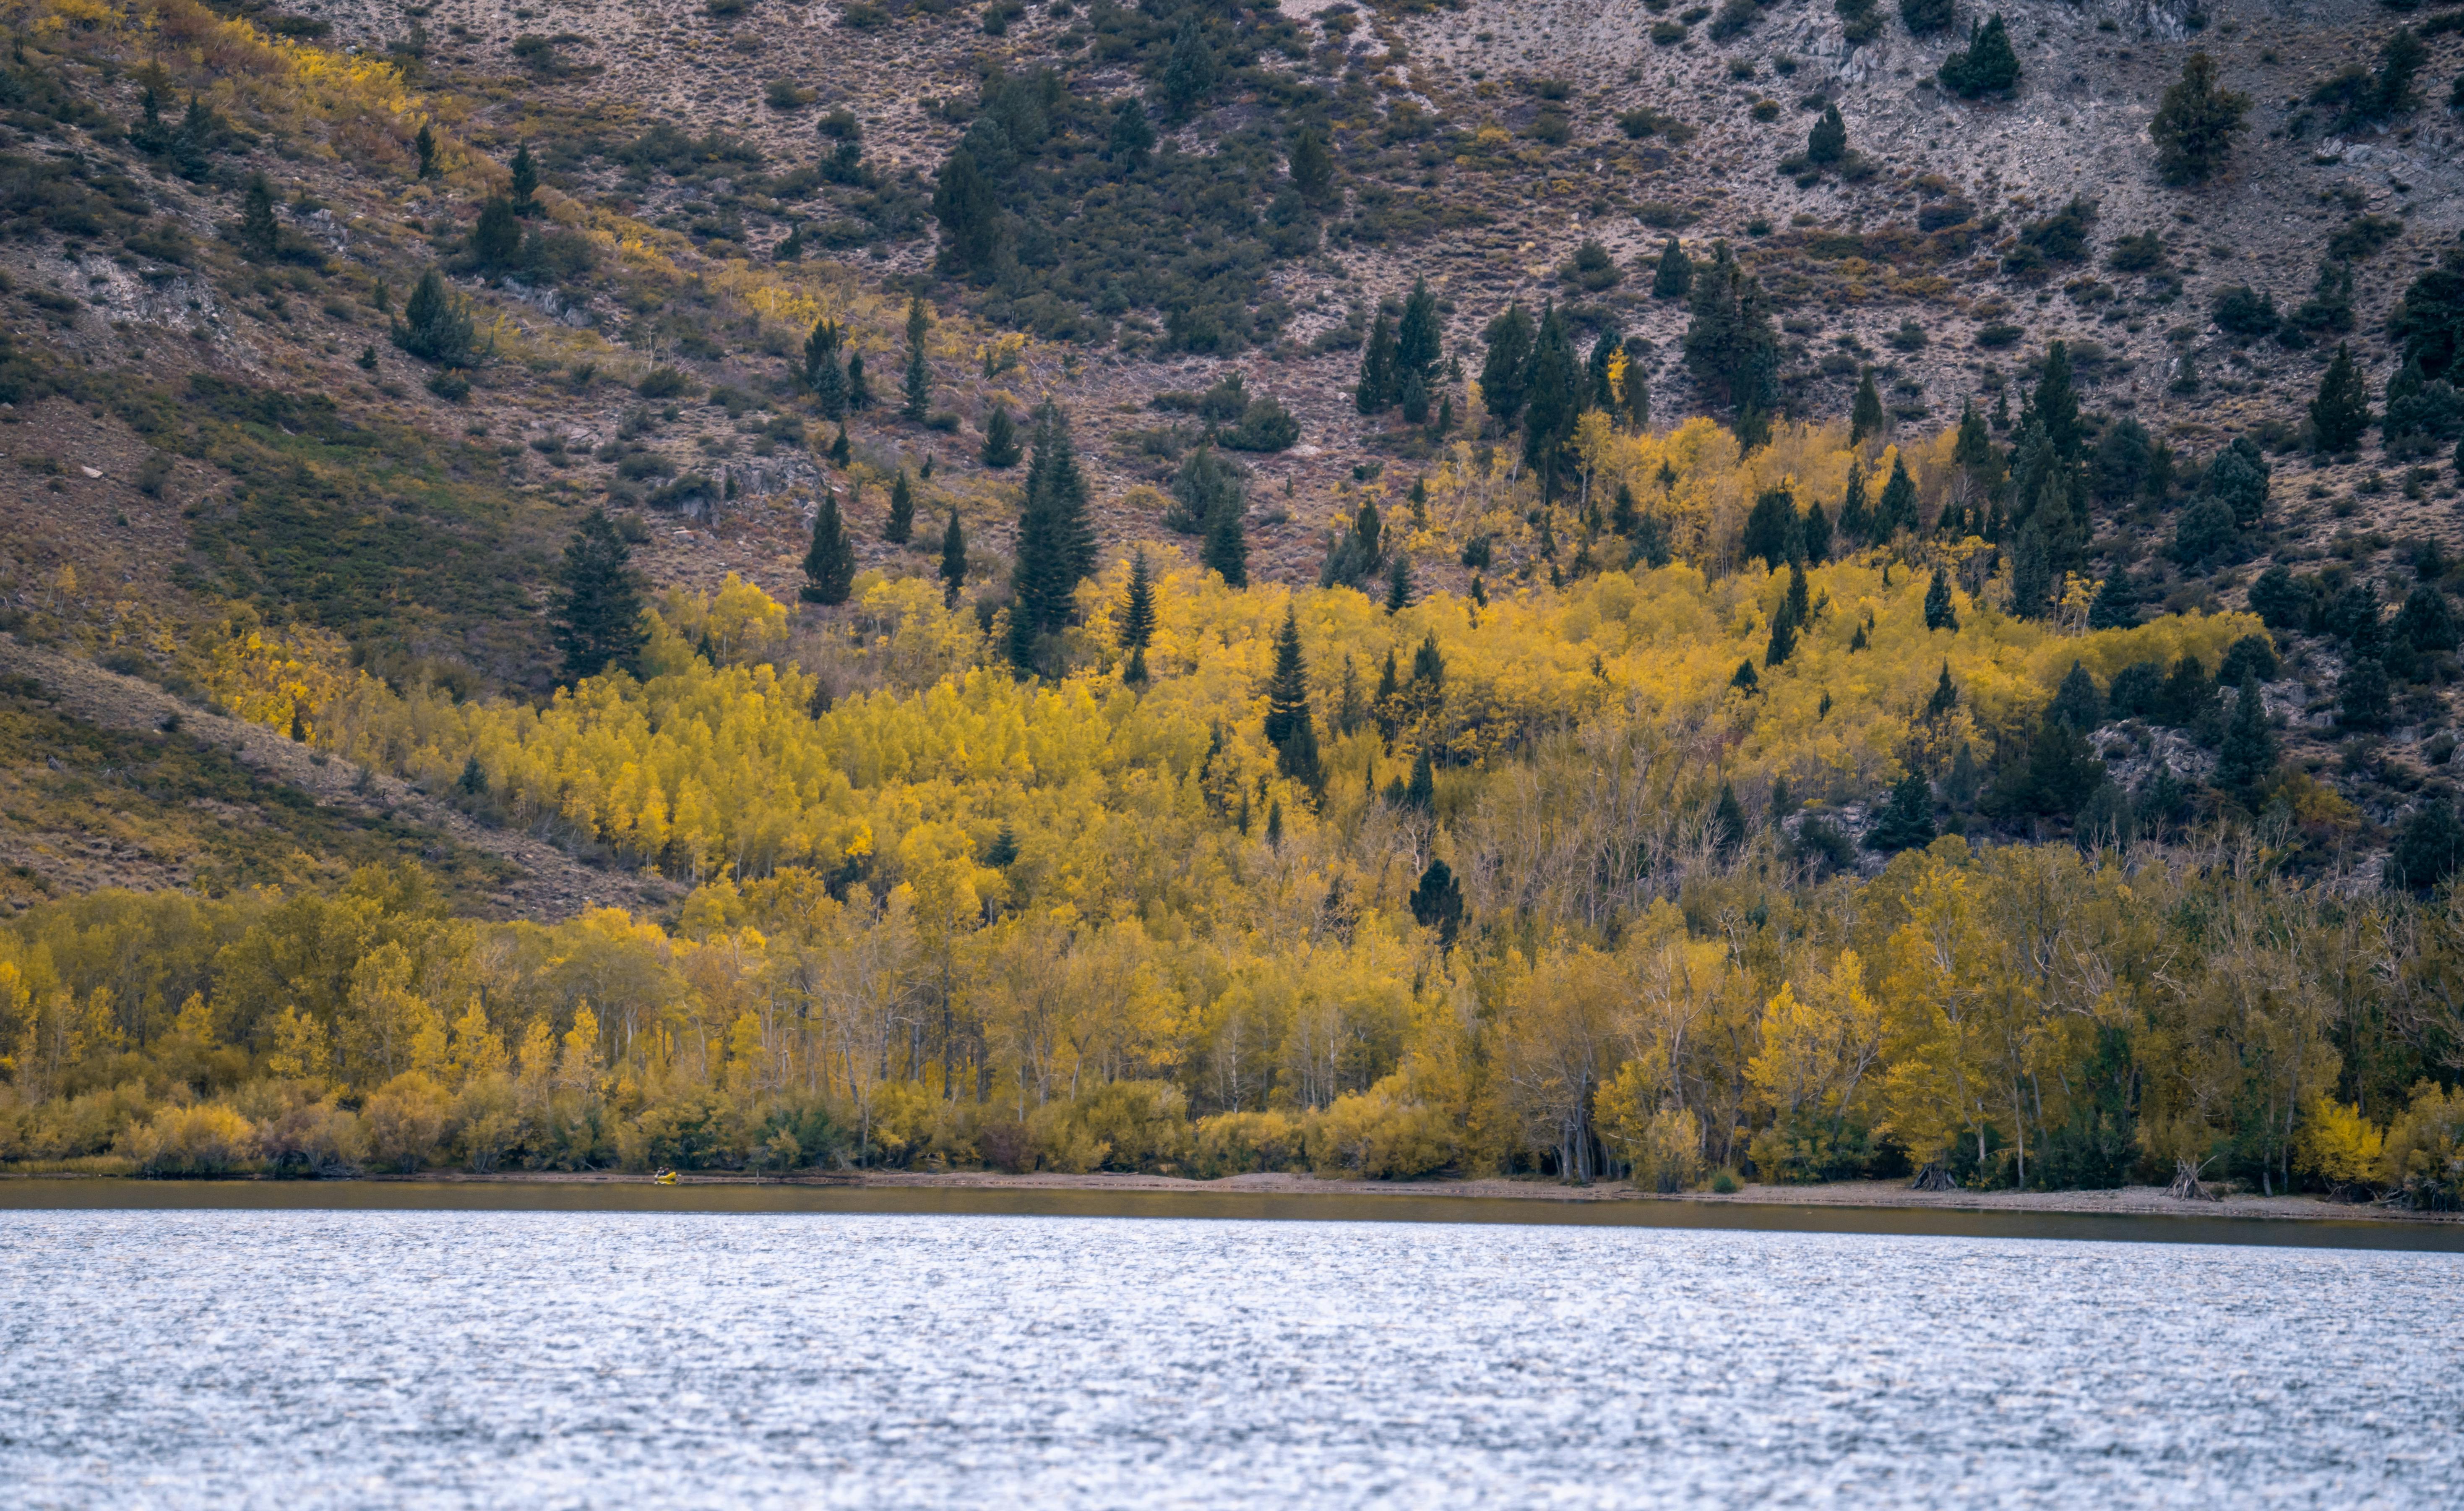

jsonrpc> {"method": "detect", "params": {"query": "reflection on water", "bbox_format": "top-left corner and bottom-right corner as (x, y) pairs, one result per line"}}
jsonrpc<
(3, 1206), (2457, 1508)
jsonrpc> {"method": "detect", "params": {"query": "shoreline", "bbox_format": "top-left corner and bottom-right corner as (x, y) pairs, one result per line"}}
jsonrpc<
(10, 1167), (2451, 1226)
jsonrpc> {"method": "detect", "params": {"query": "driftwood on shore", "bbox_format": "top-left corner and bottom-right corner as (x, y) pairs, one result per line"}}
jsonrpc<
(1909, 1164), (1957, 1192)
(2166, 1158), (2219, 1202)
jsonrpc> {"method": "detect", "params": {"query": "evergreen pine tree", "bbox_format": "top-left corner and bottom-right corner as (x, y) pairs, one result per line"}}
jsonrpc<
(2087, 565), (2140, 630)
(1396, 277), (1442, 382)
(2215, 671), (2276, 799)
(2387, 798), (2464, 893)
(2011, 524), (2052, 617)
(1900, 0), (1954, 35)
(1619, 335), (1653, 431)
(238, 172), (279, 261)
(1801, 501), (1833, 564)
(1878, 455), (1919, 536)
(938, 506), (967, 600)
(979, 405), (1021, 467)
(169, 94), (216, 181)
(1479, 302), (1536, 426)
(1123, 644), (1149, 686)
(930, 147), (1003, 275)
(2309, 343), (2371, 452)
(2151, 51), (2250, 185)
(804, 317), (847, 418)
(1867, 770), (1938, 851)
(827, 424), (851, 467)
(130, 85), (170, 155)
(1400, 370), (1430, 425)
(1924, 567), (1958, 631)
(1851, 366), (1885, 445)
(2396, 582), (2460, 655)
(902, 296), (932, 422)
(1383, 553), (1414, 614)
(510, 142), (539, 213)
(1713, 781), (1748, 853)
(1766, 609), (1797, 667)
(1807, 104), (1847, 165)
(1264, 798), (1283, 851)
(1838, 464), (1871, 546)
(1953, 400), (1995, 477)
(550, 509), (648, 682)
(1203, 485), (1248, 587)
(1008, 404), (1099, 664)
(1586, 323), (1622, 411)
(845, 350), (870, 410)
(801, 489), (856, 605)
(885, 470), (915, 545)
(1939, 14), (2021, 99)
(2049, 661), (2103, 730)
(2339, 648), (2392, 729)
(471, 194), (520, 270)
(1106, 95), (1155, 169)
(2034, 341), (2085, 459)
(1743, 488), (1800, 572)
(391, 267), (476, 367)
(1651, 236), (1693, 299)
(1289, 125), (1334, 200)
(1120, 548), (1158, 651)
(1263, 607), (1321, 787)
(1925, 660), (1959, 720)
(1521, 303), (1583, 501)
(415, 120), (438, 179)
(2019, 715), (2109, 817)
(1159, 15), (1218, 120)
(1611, 483), (1642, 538)
(1409, 858), (1465, 947)
(1390, 745), (1430, 813)
(1357, 309), (1398, 413)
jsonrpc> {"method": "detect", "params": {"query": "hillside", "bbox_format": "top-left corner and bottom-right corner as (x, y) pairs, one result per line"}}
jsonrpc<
(2, 0), (2463, 1198)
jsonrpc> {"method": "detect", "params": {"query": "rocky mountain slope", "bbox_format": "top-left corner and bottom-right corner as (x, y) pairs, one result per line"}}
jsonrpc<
(0, 0), (2459, 903)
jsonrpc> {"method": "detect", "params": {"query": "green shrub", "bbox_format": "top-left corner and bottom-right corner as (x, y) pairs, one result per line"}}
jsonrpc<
(1708, 0), (1760, 40)
(389, 268), (477, 368)
(636, 366), (694, 399)
(1939, 15), (2021, 99)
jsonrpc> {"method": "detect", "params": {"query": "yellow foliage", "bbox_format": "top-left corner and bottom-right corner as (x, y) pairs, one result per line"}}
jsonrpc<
(2294, 1096), (2384, 1189)
(118, 1102), (255, 1175)
(1304, 1077), (1456, 1179)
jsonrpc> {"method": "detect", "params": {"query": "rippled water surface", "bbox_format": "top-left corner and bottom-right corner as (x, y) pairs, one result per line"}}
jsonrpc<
(3, 1207), (2457, 1508)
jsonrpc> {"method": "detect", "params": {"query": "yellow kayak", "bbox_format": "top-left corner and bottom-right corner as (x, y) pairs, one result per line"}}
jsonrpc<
(653, 1169), (678, 1185)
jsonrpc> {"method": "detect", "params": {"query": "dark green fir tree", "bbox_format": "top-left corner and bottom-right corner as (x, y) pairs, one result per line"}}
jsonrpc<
(551, 509), (648, 682)
(800, 489), (856, 606)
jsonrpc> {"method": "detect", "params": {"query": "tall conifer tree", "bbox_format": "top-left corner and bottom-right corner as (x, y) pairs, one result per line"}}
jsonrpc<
(551, 510), (648, 681)
(801, 490), (856, 605)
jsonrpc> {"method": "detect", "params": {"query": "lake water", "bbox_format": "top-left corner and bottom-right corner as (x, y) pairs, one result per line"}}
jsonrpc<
(3, 1193), (2458, 1508)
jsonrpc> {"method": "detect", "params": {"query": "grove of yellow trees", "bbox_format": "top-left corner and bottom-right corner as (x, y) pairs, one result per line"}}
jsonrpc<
(3, 410), (2457, 1206)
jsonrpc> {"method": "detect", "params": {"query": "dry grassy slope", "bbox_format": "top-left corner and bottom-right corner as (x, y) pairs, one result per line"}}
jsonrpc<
(0, 634), (685, 921)
(296, 0), (2461, 571)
